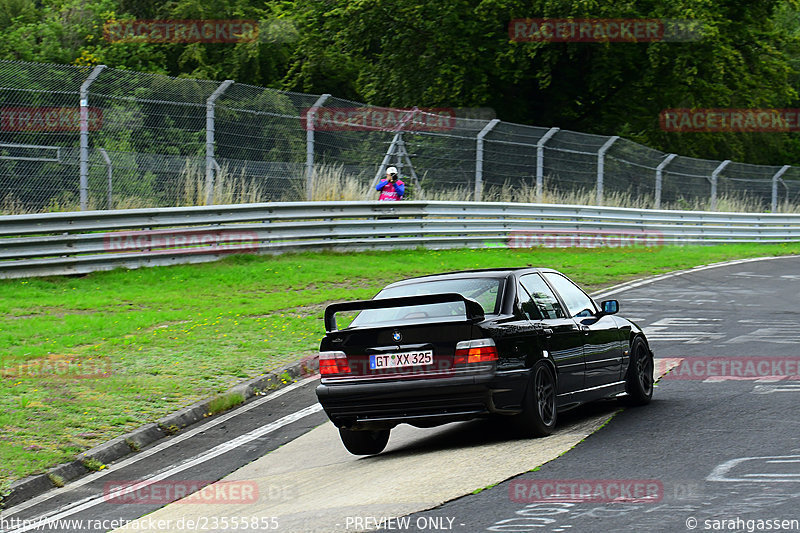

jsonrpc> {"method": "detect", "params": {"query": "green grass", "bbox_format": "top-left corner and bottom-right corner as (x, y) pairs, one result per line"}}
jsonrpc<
(1, 243), (800, 492)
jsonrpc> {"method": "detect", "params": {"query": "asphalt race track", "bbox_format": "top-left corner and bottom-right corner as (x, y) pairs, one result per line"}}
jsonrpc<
(408, 255), (800, 532)
(2, 255), (799, 533)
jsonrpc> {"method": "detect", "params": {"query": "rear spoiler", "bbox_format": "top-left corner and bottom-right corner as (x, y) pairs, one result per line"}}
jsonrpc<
(324, 292), (485, 332)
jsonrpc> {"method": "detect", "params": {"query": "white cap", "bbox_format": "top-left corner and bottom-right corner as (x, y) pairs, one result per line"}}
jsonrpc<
(386, 166), (398, 175)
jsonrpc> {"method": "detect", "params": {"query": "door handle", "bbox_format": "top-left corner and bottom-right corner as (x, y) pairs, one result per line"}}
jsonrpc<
(580, 325), (590, 335)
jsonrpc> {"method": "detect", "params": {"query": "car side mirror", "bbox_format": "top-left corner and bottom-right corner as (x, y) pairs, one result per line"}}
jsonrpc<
(600, 299), (619, 315)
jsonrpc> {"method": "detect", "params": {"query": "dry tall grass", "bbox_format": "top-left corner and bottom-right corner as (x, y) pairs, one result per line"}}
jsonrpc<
(1, 192), (101, 214)
(2, 161), (799, 214)
(302, 165), (800, 213)
(291, 163), (374, 201)
(1, 194), (29, 215)
(180, 163), (267, 206)
(479, 184), (653, 208)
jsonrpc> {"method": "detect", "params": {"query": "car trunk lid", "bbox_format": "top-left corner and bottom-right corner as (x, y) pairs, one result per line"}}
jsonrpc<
(321, 293), (489, 379)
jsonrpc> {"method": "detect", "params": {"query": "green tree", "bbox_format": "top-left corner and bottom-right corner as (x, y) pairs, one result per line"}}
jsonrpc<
(286, 0), (800, 164)
(3, 0), (800, 165)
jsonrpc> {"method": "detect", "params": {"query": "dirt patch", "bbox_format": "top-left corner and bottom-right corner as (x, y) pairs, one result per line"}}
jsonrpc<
(236, 278), (378, 296)
(5, 302), (152, 320)
(246, 301), (351, 319)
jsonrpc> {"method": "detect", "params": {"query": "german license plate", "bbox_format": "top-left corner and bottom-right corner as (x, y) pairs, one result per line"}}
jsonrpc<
(369, 350), (433, 370)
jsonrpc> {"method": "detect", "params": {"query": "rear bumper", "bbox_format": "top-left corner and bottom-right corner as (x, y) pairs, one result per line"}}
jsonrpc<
(316, 370), (528, 430)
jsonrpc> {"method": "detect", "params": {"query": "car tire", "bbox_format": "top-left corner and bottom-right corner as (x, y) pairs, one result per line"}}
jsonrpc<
(622, 336), (654, 406)
(338, 428), (390, 455)
(517, 361), (557, 437)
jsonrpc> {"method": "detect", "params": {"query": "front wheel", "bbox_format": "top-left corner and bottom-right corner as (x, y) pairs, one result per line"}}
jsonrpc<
(622, 336), (654, 406)
(338, 428), (390, 455)
(516, 362), (557, 437)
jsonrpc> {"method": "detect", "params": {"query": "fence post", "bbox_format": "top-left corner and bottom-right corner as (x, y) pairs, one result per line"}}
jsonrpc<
(709, 159), (731, 211)
(79, 64), (106, 211)
(205, 80), (234, 205)
(305, 93), (331, 201)
(475, 119), (500, 201)
(771, 165), (790, 212)
(99, 148), (112, 210)
(596, 136), (619, 205)
(654, 153), (677, 209)
(536, 127), (560, 202)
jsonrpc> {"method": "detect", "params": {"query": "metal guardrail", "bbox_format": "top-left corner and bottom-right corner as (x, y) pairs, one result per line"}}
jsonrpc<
(2, 201), (800, 279)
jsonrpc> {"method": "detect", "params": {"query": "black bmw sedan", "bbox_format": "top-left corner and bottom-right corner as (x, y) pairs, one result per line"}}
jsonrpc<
(316, 267), (654, 455)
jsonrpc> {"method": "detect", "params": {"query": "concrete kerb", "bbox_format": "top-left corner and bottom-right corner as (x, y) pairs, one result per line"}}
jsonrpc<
(1, 355), (320, 510)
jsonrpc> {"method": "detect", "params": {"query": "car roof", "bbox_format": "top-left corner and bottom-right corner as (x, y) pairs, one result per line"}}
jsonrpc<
(383, 267), (560, 288)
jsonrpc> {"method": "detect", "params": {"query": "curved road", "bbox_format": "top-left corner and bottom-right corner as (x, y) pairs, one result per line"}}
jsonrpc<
(3, 255), (799, 533)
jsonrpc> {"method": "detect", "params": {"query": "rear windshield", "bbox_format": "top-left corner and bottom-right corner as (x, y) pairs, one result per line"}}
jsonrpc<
(349, 277), (503, 327)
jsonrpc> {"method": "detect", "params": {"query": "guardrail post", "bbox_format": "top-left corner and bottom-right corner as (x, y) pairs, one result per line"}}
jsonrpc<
(709, 159), (731, 211)
(99, 148), (112, 209)
(654, 153), (677, 209)
(596, 136), (619, 205)
(205, 80), (234, 205)
(536, 127), (559, 202)
(475, 119), (500, 201)
(305, 93), (331, 201)
(771, 165), (790, 212)
(79, 64), (106, 211)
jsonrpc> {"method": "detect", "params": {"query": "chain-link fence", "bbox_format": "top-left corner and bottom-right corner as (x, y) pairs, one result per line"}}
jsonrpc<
(2, 59), (800, 214)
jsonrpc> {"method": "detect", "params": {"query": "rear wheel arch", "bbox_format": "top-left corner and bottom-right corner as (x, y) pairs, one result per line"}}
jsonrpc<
(525, 351), (559, 391)
(540, 357), (558, 391)
(516, 360), (558, 437)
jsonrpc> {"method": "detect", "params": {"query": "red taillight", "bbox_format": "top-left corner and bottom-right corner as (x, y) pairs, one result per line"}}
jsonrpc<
(319, 351), (351, 375)
(454, 339), (498, 365)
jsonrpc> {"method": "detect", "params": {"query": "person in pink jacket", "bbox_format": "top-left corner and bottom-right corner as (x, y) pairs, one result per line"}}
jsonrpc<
(376, 166), (404, 201)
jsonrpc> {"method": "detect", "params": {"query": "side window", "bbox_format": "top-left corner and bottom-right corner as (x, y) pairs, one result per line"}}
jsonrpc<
(519, 274), (567, 320)
(543, 273), (596, 318)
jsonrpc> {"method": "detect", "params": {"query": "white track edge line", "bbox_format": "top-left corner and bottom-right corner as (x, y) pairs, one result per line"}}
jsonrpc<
(2, 375), (320, 518)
